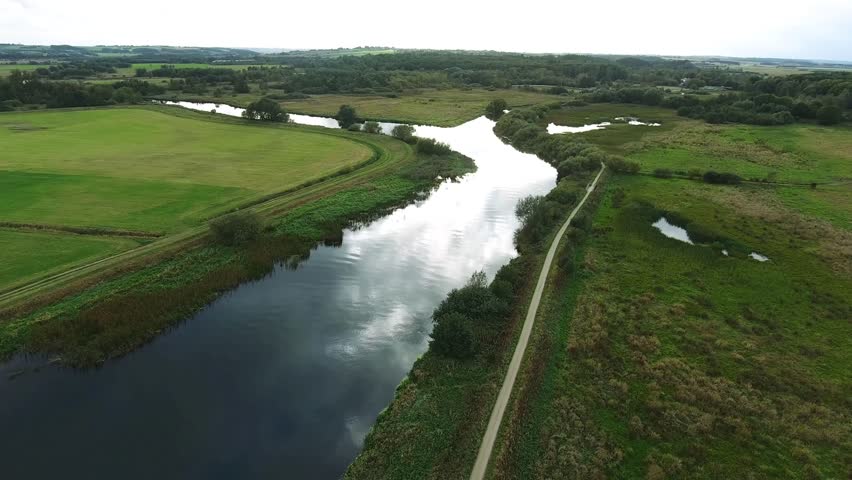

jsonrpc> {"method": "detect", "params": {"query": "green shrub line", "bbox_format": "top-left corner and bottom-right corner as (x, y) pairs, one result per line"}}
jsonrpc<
(0, 222), (162, 238)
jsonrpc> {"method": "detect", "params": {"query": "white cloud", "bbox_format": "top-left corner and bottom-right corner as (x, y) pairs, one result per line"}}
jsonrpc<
(1, 0), (850, 60)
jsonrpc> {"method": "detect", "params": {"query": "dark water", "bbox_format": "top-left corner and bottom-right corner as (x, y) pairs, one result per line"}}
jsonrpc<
(0, 104), (555, 479)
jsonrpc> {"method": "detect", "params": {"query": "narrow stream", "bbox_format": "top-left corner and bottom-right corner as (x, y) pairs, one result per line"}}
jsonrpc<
(0, 102), (556, 479)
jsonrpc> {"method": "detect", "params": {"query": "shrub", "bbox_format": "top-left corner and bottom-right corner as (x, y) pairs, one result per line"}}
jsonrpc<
(209, 211), (262, 246)
(653, 168), (673, 178)
(415, 137), (453, 155)
(242, 98), (287, 122)
(485, 98), (508, 120)
(703, 171), (742, 184)
(606, 156), (641, 174)
(391, 124), (416, 143)
(816, 104), (841, 125)
(430, 312), (474, 358)
(347, 123), (363, 132)
(362, 121), (382, 134)
(336, 104), (359, 128)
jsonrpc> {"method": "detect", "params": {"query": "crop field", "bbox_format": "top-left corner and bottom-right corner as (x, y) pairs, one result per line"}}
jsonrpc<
(493, 175), (852, 478)
(0, 106), (374, 290)
(280, 89), (562, 126)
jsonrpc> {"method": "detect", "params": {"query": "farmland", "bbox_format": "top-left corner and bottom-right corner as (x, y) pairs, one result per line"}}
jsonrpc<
(0, 106), (375, 291)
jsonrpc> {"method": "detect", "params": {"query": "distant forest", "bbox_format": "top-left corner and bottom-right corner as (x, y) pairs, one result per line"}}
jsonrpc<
(1, 45), (849, 125)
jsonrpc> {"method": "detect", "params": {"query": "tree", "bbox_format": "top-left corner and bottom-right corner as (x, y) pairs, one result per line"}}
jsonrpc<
(816, 104), (841, 125)
(336, 104), (359, 128)
(391, 124), (416, 143)
(485, 98), (508, 120)
(232, 78), (250, 94)
(209, 212), (262, 246)
(242, 98), (287, 122)
(430, 312), (474, 358)
(363, 121), (382, 134)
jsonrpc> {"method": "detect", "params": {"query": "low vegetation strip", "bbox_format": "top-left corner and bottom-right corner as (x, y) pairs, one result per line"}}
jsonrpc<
(0, 222), (163, 238)
(345, 167), (604, 480)
(469, 163), (605, 480)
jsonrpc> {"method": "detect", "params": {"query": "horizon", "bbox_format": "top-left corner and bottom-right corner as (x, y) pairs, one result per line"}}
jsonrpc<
(3, 0), (852, 62)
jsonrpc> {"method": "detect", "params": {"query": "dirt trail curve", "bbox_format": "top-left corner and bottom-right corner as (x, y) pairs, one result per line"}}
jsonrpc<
(469, 163), (606, 480)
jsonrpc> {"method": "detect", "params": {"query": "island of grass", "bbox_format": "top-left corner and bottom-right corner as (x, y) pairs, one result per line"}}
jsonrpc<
(0, 106), (375, 292)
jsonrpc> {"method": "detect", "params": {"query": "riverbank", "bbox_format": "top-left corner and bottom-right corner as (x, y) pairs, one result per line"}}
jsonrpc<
(345, 167), (606, 479)
(0, 106), (475, 366)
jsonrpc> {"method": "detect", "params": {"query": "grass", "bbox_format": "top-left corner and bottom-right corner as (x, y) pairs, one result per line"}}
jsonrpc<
(491, 175), (852, 478)
(0, 105), (381, 296)
(0, 64), (44, 76)
(0, 107), (373, 232)
(0, 144), (474, 366)
(280, 89), (563, 126)
(0, 229), (141, 290)
(542, 103), (685, 155)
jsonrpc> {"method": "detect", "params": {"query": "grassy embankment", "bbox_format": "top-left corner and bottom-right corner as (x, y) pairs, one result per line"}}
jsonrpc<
(0, 105), (474, 366)
(488, 104), (851, 478)
(0, 106), (373, 292)
(345, 169), (605, 479)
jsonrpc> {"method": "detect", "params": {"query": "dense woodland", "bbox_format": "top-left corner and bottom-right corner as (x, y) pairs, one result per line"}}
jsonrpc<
(0, 48), (850, 125)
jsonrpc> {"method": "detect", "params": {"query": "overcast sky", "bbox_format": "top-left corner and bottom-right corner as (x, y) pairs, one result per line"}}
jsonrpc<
(3, 0), (851, 61)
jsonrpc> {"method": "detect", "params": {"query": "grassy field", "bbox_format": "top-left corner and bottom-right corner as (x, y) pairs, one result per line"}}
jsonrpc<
(0, 106), (375, 291)
(281, 89), (563, 126)
(0, 229), (142, 289)
(0, 129), (473, 365)
(0, 108), (372, 232)
(0, 64), (45, 76)
(545, 103), (852, 225)
(491, 175), (851, 478)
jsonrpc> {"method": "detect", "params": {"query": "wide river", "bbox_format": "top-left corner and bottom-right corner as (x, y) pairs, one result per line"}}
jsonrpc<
(0, 102), (556, 479)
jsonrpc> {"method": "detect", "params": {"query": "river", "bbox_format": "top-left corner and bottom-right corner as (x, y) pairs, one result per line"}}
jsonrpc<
(0, 101), (556, 479)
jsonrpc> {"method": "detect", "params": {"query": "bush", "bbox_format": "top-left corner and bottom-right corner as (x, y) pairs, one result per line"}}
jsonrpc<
(703, 171), (742, 184)
(363, 121), (382, 134)
(485, 98), (508, 120)
(430, 312), (474, 358)
(816, 104), (842, 125)
(347, 123), (363, 132)
(607, 156), (640, 174)
(209, 211), (262, 246)
(242, 98), (287, 122)
(415, 137), (453, 155)
(391, 124), (416, 143)
(653, 168), (673, 178)
(336, 104), (359, 128)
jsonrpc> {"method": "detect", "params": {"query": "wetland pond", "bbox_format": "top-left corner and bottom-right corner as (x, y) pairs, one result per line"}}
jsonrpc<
(0, 102), (556, 479)
(652, 216), (770, 261)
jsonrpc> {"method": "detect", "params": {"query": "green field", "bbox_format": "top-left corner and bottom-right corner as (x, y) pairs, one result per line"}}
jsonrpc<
(0, 229), (142, 289)
(0, 64), (45, 76)
(281, 89), (562, 126)
(544, 103), (852, 224)
(492, 175), (852, 478)
(0, 106), (374, 290)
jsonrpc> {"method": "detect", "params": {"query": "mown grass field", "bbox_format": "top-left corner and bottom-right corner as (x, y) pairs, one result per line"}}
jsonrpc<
(0, 106), (374, 290)
(492, 175), (852, 478)
(280, 89), (562, 126)
(0, 229), (142, 289)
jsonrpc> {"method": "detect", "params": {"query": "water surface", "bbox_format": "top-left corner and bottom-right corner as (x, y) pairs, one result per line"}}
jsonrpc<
(0, 104), (556, 479)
